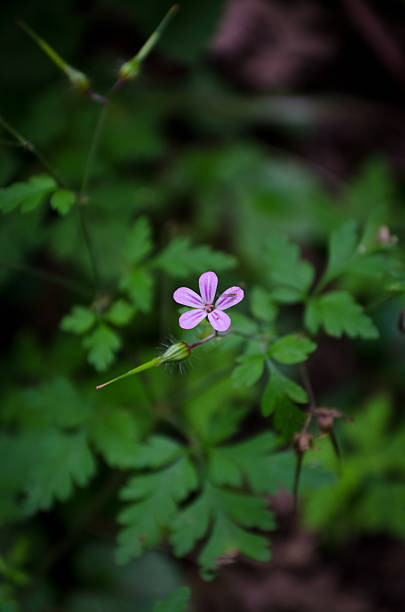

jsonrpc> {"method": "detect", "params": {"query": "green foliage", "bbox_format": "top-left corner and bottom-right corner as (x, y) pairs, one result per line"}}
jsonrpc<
(261, 366), (307, 439)
(268, 333), (316, 364)
(104, 299), (135, 326)
(231, 354), (265, 387)
(125, 217), (153, 265)
(265, 234), (314, 303)
(250, 286), (278, 322)
(151, 587), (191, 612)
(83, 324), (122, 371)
(60, 305), (96, 334)
(320, 220), (358, 287)
(303, 395), (405, 541)
(117, 448), (198, 564)
(50, 189), (75, 215)
(2, 6), (405, 604)
(171, 483), (272, 575)
(120, 267), (154, 312)
(0, 174), (57, 213)
(305, 291), (378, 339)
(153, 237), (235, 278)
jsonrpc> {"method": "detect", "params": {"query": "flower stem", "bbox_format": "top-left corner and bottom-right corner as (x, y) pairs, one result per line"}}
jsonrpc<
(188, 332), (217, 350)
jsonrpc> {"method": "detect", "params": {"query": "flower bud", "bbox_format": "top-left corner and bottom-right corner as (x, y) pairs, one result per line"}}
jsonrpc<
(64, 65), (90, 93)
(293, 432), (313, 454)
(118, 59), (140, 82)
(158, 341), (190, 364)
(115, 5), (178, 86)
(317, 413), (334, 433)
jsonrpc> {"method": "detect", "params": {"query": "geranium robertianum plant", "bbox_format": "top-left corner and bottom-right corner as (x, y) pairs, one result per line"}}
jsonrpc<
(2, 5), (405, 609)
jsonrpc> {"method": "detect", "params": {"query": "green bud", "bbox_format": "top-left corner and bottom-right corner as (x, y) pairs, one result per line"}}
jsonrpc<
(65, 66), (90, 92)
(115, 4), (178, 84)
(18, 20), (90, 93)
(158, 342), (190, 364)
(118, 59), (140, 82)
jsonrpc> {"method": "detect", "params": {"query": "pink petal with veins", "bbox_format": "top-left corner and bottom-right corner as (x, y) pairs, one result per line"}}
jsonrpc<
(199, 271), (218, 304)
(215, 286), (244, 310)
(179, 308), (207, 329)
(173, 287), (203, 308)
(208, 309), (231, 331)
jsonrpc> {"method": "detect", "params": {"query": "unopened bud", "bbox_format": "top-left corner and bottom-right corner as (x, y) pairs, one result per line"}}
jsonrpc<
(64, 65), (90, 92)
(115, 5), (178, 86)
(311, 406), (353, 433)
(376, 225), (398, 246)
(317, 413), (334, 433)
(294, 432), (313, 454)
(377, 225), (391, 244)
(118, 59), (140, 83)
(159, 341), (190, 364)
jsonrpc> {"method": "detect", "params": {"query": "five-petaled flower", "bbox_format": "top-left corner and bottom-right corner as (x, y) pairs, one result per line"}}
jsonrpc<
(173, 271), (244, 332)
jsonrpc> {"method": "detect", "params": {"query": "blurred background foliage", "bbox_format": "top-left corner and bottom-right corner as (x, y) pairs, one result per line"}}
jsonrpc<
(2, 0), (405, 610)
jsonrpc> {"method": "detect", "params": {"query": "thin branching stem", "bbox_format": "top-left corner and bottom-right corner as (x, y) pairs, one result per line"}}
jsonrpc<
(0, 112), (66, 187)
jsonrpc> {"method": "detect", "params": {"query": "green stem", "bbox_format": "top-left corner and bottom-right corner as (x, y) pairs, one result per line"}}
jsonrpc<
(0, 112), (65, 187)
(79, 105), (108, 197)
(77, 104), (109, 292)
(96, 357), (161, 390)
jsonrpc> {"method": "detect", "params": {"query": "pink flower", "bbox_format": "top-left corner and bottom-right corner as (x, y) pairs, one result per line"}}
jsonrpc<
(173, 271), (244, 332)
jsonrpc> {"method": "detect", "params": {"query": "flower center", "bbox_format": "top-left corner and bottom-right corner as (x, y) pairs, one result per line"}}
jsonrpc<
(204, 303), (214, 313)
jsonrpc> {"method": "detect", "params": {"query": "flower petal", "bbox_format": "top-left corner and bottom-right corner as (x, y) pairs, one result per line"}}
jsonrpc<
(208, 309), (231, 332)
(179, 308), (207, 329)
(173, 287), (203, 308)
(215, 286), (244, 310)
(199, 271), (218, 304)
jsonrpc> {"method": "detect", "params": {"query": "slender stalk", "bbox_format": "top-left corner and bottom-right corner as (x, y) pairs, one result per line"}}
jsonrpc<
(79, 105), (108, 198)
(0, 112), (65, 187)
(0, 258), (91, 298)
(189, 332), (217, 349)
(96, 357), (161, 390)
(76, 104), (109, 292)
(293, 453), (303, 515)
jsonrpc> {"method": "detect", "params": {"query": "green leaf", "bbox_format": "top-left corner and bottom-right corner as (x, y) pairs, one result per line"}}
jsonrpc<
(132, 435), (183, 468)
(321, 220), (358, 287)
(261, 367), (306, 439)
(230, 312), (259, 335)
(152, 587), (191, 612)
(250, 286), (277, 322)
(171, 483), (272, 572)
(18, 377), (91, 429)
(104, 299), (135, 326)
(124, 216), (153, 265)
(120, 267), (154, 312)
(269, 333), (317, 364)
(305, 291), (378, 339)
(231, 354), (265, 387)
(208, 432), (281, 493)
(116, 455), (198, 564)
(0, 174), (57, 213)
(23, 430), (95, 513)
(261, 368), (307, 417)
(83, 324), (122, 371)
(60, 305), (96, 335)
(153, 237), (235, 278)
(265, 234), (314, 303)
(89, 408), (140, 468)
(50, 189), (75, 215)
